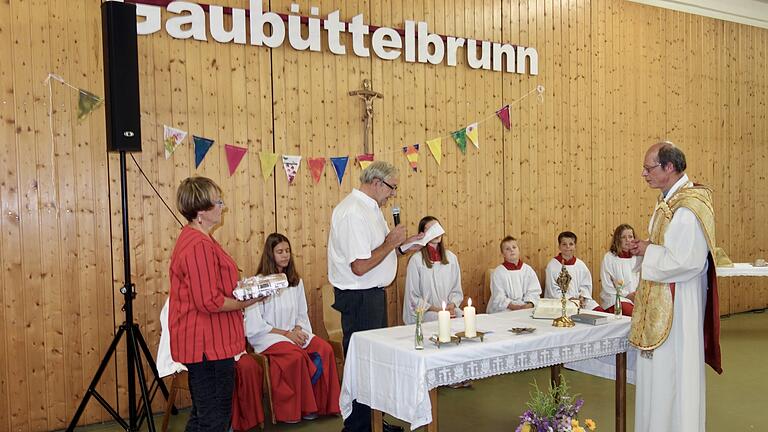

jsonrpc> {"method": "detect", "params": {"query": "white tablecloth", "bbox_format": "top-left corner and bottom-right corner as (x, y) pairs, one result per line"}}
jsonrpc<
(716, 263), (768, 277)
(340, 310), (630, 429)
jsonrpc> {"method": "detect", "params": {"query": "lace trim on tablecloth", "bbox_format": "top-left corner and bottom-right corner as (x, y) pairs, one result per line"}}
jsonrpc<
(425, 336), (629, 388)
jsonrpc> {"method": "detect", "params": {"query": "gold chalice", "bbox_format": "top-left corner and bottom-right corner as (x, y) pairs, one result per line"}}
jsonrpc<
(553, 265), (576, 328)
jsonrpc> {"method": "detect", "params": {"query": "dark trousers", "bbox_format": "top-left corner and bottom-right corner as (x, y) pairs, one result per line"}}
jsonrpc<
(333, 287), (388, 432)
(185, 356), (235, 432)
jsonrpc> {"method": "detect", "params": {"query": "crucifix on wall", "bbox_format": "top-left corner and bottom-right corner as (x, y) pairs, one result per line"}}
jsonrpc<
(349, 79), (383, 154)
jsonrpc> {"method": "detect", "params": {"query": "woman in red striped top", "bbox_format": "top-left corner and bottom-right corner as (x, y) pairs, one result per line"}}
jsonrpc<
(169, 177), (261, 431)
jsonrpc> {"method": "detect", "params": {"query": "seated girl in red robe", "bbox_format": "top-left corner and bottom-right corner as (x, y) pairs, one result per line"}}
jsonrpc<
(244, 233), (341, 424)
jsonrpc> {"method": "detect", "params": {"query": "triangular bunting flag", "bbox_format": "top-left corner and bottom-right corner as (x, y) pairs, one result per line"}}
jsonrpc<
(193, 135), (214, 168)
(426, 138), (442, 166)
(330, 156), (349, 185)
(259, 152), (279, 181)
(224, 144), (247, 176)
(496, 105), (511, 130)
(466, 123), (479, 149)
(451, 129), (467, 155)
(402, 144), (420, 172)
(357, 153), (374, 170)
(163, 125), (188, 159)
(282, 155), (302, 184)
(77, 89), (103, 120)
(308, 157), (326, 184)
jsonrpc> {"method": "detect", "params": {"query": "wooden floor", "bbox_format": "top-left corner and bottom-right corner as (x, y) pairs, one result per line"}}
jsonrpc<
(75, 310), (768, 432)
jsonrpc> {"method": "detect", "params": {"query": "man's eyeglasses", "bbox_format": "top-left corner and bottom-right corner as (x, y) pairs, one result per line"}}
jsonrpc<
(380, 179), (398, 191)
(642, 163), (662, 174)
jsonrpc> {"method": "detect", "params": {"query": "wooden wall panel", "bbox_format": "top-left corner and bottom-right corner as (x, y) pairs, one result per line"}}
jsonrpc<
(0, 0), (767, 430)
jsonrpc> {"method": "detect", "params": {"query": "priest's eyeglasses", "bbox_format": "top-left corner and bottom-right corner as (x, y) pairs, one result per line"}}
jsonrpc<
(642, 163), (662, 174)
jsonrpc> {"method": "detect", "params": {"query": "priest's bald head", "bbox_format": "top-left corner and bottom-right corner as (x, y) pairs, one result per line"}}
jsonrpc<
(642, 141), (686, 194)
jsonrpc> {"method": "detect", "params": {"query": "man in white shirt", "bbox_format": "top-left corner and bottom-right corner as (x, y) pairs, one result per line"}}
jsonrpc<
(629, 141), (721, 432)
(328, 161), (421, 432)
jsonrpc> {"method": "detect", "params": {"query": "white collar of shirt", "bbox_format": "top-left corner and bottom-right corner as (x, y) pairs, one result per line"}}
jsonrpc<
(351, 188), (379, 210)
(662, 173), (690, 201)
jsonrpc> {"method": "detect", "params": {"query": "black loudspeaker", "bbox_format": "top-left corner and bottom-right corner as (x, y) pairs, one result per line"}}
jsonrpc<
(102, 1), (141, 152)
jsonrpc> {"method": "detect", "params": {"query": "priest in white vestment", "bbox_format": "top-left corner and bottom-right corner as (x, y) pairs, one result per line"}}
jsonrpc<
(403, 216), (464, 324)
(488, 236), (541, 313)
(629, 141), (722, 432)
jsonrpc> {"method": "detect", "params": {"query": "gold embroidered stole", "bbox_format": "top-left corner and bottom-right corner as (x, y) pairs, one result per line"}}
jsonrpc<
(629, 181), (716, 351)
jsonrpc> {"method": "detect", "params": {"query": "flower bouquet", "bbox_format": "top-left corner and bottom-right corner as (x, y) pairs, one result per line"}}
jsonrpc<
(413, 299), (427, 350)
(515, 376), (596, 432)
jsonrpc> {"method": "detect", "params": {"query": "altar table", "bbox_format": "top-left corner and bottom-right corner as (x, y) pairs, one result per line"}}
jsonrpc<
(340, 310), (630, 431)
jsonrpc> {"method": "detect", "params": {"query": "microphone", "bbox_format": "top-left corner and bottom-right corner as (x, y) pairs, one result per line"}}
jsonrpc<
(392, 206), (401, 226)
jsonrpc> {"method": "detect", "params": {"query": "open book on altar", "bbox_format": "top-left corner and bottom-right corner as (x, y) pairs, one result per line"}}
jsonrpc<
(533, 298), (579, 319)
(399, 222), (445, 251)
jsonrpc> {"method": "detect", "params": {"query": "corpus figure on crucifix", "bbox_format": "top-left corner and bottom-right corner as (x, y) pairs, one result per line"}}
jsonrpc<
(349, 79), (383, 154)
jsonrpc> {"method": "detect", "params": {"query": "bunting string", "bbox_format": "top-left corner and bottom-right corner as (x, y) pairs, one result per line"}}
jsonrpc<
(44, 73), (105, 207)
(348, 84), (545, 159)
(44, 71), (544, 189)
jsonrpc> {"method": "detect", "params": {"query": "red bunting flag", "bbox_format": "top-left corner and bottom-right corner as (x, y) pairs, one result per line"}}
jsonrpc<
(308, 157), (326, 184)
(225, 144), (247, 176)
(496, 105), (511, 130)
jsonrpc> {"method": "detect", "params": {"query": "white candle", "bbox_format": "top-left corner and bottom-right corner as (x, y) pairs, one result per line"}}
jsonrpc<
(464, 298), (477, 338)
(438, 301), (451, 343)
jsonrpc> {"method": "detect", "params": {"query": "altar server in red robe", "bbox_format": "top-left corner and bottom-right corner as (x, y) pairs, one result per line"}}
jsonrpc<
(245, 233), (341, 423)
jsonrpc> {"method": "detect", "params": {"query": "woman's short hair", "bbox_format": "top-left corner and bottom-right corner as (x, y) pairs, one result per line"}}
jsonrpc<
(176, 176), (222, 222)
(360, 161), (398, 184)
(610, 224), (635, 255)
(256, 233), (301, 286)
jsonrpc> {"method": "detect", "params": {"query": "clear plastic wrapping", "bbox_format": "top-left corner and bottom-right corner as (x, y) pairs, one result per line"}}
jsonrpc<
(232, 273), (289, 301)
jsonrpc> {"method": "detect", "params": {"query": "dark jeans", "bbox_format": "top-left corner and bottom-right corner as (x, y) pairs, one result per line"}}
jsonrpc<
(333, 287), (388, 432)
(185, 356), (235, 432)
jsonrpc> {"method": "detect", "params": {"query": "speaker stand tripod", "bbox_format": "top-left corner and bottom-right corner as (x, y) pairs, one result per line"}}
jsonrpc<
(66, 151), (170, 431)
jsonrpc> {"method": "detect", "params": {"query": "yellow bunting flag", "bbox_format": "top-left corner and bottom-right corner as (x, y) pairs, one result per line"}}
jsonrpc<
(402, 144), (420, 172)
(426, 137), (442, 165)
(466, 123), (479, 149)
(259, 152), (279, 181)
(357, 153), (374, 170)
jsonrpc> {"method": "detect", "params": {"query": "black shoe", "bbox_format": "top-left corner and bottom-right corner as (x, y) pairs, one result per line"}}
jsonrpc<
(383, 420), (404, 432)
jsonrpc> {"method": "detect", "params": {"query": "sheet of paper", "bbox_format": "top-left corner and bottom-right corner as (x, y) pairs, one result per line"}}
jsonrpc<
(400, 222), (445, 250)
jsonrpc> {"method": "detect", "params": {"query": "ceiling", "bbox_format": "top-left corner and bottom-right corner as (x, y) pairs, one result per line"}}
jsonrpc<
(628, 0), (768, 29)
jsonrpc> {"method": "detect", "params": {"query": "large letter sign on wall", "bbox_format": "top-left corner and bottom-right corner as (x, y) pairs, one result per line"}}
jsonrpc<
(134, 1), (539, 76)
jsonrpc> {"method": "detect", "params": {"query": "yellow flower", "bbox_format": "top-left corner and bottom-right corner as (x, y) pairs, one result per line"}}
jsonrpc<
(520, 423), (532, 432)
(572, 419), (580, 427)
(584, 418), (597, 431)
(574, 427), (585, 432)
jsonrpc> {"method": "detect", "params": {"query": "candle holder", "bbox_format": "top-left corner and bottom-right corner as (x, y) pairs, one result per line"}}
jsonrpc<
(456, 330), (485, 342)
(552, 265), (576, 328)
(429, 334), (461, 348)
(414, 309), (425, 350)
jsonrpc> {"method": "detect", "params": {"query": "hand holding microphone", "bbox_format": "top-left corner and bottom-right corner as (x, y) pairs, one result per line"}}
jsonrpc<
(392, 206), (401, 226)
(386, 205), (406, 249)
(388, 205), (425, 254)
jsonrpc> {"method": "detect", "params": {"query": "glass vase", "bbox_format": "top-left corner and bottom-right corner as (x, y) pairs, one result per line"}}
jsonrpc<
(614, 293), (622, 318)
(415, 311), (424, 350)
